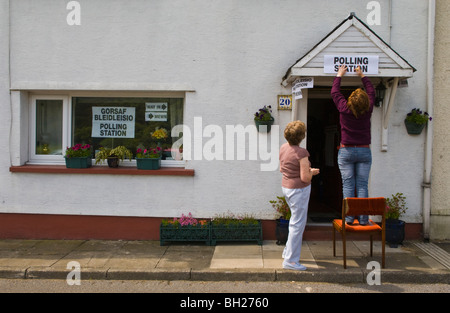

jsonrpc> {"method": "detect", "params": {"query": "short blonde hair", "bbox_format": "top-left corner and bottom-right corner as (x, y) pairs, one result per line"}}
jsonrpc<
(347, 88), (370, 118)
(284, 120), (306, 145)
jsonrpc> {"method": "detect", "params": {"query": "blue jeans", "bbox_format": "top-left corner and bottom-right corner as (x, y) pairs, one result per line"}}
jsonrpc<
(338, 147), (372, 225)
(282, 185), (311, 264)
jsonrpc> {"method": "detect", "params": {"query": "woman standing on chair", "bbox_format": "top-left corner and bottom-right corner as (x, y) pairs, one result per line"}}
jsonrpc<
(331, 65), (376, 226)
(279, 121), (320, 271)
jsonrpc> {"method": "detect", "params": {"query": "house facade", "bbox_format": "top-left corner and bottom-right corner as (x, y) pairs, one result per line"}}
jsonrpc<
(0, 0), (445, 240)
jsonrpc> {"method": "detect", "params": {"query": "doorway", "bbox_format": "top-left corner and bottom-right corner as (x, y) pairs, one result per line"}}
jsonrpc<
(306, 88), (342, 223)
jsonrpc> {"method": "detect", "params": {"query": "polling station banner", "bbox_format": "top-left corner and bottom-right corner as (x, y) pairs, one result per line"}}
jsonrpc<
(324, 55), (379, 74)
(91, 107), (135, 138)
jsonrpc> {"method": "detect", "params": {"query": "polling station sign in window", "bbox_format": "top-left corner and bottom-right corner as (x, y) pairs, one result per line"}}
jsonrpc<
(91, 107), (136, 138)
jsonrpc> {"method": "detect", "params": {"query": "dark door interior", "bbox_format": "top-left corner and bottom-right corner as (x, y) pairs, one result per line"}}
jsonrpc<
(307, 89), (343, 223)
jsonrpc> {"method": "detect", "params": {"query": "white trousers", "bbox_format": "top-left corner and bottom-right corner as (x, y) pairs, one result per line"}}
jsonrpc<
(282, 185), (311, 263)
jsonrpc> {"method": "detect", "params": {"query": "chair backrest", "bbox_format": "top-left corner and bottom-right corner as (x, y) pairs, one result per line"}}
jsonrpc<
(343, 197), (386, 217)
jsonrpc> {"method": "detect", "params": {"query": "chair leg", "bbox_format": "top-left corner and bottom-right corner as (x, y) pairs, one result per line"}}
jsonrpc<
(370, 235), (373, 257)
(342, 232), (347, 269)
(332, 227), (336, 257)
(382, 236), (385, 269)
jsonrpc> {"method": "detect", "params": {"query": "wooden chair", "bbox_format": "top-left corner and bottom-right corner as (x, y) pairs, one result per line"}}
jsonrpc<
(332, 197), (386, 269)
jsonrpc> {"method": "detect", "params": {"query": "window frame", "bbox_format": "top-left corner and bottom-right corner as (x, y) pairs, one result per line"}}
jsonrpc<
(29, 95), (70, 164)
(28, 92), (186, 168)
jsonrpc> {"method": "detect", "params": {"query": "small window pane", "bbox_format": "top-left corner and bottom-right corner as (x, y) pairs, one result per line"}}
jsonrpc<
(35, 100), (63, 155)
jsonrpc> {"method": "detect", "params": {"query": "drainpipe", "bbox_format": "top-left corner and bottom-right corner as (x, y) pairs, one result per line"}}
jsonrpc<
(422, 0), (435, 241)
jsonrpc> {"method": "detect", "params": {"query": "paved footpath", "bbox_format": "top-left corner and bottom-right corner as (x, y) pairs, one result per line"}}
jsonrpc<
(0, 239), (449, 284)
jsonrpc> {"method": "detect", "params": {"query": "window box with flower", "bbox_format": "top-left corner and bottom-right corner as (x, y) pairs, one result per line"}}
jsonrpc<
(404, 108), (432, 135)
(254, 105), (274, 133)
(64, 144), (92, 168)
(210, 213), (263, 245)
(136, 146), (162, 170)
(160, 213), (211, 246)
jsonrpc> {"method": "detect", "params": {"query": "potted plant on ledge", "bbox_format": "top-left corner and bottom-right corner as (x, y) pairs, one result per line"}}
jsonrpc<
(404, 108), (432, 135)
(385, 192), (408, 248)
(95, 146), (133, 168)
(136, 146), (162, 170)
(270, 196), (290, 245)
(254, 105), (274, 133)
(64, 144), (92, 168)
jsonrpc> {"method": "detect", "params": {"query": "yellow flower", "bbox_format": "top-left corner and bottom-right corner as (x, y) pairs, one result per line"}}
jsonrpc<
(151, 128), (168, 140)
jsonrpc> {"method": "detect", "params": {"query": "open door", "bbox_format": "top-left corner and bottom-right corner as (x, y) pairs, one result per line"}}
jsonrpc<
(306, 86), (357, 223)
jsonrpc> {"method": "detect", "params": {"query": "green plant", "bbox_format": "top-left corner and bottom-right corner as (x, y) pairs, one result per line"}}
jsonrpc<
(211, 212), (259, 226)
(65, 144), (91, 158)
(270, 196), (291, 220)
(385, 193), (407, 220)
(136, 147), (162, 159)
(406, 108), (432, 125)
(254, 105), (273, 121)
(95, 145), (133, 164)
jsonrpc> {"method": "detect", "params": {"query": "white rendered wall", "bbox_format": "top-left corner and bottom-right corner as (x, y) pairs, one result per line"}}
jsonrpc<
(1, 0), (430, 223)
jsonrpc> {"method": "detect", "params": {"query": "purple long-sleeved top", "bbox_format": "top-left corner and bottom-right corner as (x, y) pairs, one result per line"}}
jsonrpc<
(331, 76), (376, 145)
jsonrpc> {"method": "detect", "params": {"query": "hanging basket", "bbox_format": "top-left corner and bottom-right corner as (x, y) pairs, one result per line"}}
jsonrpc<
(404, 119), (426, 135)
(254, 117), (274, 133)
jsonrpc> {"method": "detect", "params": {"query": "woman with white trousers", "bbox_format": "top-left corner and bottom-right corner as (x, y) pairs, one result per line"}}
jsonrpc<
(279, 121), (320, 271)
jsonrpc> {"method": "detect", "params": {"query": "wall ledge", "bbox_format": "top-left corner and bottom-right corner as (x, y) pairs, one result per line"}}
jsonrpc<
(9, 165), (195, 176)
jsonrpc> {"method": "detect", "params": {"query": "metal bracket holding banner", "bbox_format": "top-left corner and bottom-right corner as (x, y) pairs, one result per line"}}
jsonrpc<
(381, 77), (399, 152)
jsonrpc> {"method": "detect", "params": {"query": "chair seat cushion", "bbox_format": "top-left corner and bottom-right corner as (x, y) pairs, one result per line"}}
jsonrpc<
(333, 219), (382, 232)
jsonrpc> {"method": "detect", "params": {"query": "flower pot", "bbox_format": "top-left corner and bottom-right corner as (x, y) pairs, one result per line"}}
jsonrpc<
(276, 218), (289, 245)
(107, 156), (119, 168)
(404, 119), (426, 135)
(160, 223), (211, 246)
(136, 157), (161, 170)
(255, 117), (274, 133)
(386, 219), (405, 248)
(210, 221), (263, 245)
(65, 157), (92, 169)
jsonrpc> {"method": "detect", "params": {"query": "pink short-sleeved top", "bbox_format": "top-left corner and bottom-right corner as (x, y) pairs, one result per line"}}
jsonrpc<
(279, 143), (310, 189)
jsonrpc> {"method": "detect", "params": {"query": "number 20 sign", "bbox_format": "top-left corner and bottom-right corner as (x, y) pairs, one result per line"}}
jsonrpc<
(278, 95), (292, 110)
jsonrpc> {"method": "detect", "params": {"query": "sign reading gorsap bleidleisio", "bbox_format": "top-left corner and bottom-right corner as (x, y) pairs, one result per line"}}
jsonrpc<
(291, 77), (314, 100)
(324, 55), (379, 74)
(292, 77), (314, 90)
(92, 107), (135, 138)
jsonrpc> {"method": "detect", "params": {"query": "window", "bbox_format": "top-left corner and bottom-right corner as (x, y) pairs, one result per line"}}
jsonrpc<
(72, 97), (184, 164)
(29, 95), (184, 166)
(30, 95), (69, 164)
